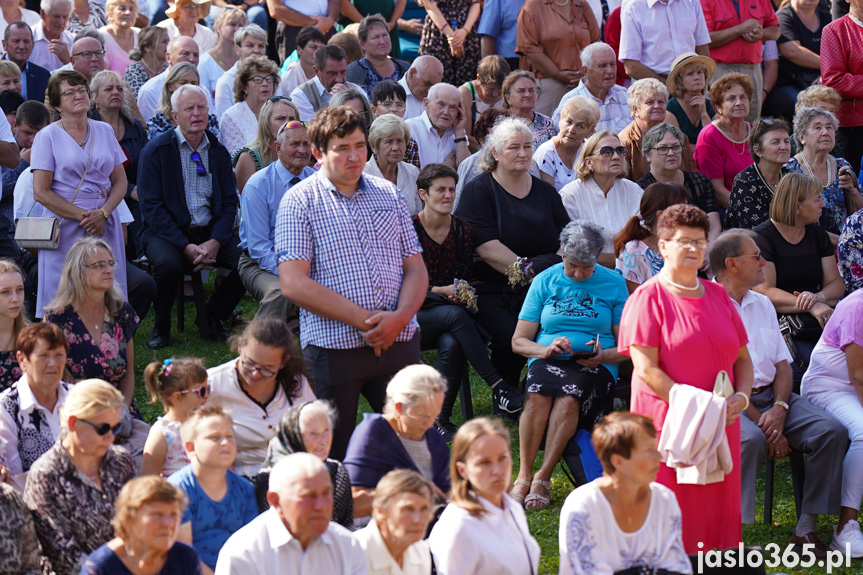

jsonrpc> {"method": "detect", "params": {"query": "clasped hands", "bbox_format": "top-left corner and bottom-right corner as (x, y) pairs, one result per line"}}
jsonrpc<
(183, 239), (221, 272)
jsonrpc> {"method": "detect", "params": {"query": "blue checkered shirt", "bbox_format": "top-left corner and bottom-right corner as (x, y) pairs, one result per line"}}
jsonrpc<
(275, 171), (422, 349)
(175, 126), (213, 226)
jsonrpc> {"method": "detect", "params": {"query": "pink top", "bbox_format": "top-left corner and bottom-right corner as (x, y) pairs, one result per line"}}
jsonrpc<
(821, 15), (863, 128)
(101, 28), (137, 74)
(694, 122), (754, 193)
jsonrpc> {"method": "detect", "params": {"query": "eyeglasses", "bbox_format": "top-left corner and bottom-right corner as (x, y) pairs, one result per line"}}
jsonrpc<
(651, 144), (683, 155)
(734, 251), (762, 260)
(248, 75), (276, 85)
(180, 4), (201, 11)
(61, 87), (89, 98)
(83, 259), (116, 270)
(78, 418), (124, 436)
(277, 120), (306, 138)
(72, 49), (105, 59)
(377, 100), (405, 110)
(239, 358), (277, 378)
(667, 238), (708, 249)
(268, 95), (292, 103)
(592, 145), (627, 158)
(190, 151), (207, 177)
(177, 384), (210, 399)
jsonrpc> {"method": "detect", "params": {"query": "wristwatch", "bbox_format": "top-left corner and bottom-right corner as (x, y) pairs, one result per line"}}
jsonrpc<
(774, 400), (789, 411)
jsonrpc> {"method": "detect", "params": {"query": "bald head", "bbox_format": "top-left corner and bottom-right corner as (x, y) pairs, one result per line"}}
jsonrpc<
(424, 82), (460, 132)
(406, 55), (443, 101)
(70, 37), (105, 80)
(166, 36), (199, 67)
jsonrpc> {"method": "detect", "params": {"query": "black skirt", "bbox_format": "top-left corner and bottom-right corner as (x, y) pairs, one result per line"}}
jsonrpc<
(526, 358), (615, 429)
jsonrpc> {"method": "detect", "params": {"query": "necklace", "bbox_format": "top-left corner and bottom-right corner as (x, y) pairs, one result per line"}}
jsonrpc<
(660, 270), (700, 291)
(60, 119), (89, 148)
(554, 0), (570, 5)
(715, 120), (751, 148)
(141, 52), (160, 76)
(800, 152), (831, 188)
(754, 163), (778, 193)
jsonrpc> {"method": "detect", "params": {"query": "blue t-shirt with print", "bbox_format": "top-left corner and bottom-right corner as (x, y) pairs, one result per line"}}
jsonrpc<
(168, 465), (258, 569)
(519, 263), (629, 378)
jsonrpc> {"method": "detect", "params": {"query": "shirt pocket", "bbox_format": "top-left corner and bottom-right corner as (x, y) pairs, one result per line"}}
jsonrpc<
(372, 208), (400, 248)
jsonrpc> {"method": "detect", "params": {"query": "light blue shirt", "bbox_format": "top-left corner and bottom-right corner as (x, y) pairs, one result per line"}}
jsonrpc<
(477, 0), (523, 58)
(239, 161), (315, 274)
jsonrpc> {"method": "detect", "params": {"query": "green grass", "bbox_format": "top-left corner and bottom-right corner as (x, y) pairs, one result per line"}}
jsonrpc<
(132, 288), (861, 575)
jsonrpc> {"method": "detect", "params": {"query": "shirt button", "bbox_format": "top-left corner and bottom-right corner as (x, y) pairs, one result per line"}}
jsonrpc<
(268, 425), (273, 429)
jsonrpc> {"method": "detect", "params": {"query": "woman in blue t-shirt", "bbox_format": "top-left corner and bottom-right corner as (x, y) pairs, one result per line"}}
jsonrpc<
(511, 221), (630, 511)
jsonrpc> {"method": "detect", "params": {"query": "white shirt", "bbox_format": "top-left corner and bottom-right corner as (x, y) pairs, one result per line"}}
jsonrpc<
(730, 289), (792, 391)
(552, 81), (632, 135)
(354, 520), (431, 575)
(559, 177), (643, 253)
(290, 75), (331, 122)
(29, 22), (73, 71)
(138, 67), (214, 121)
(198, 51), (229, 100)
(0, 8), (40, 56)
(278, 62), (311, 98)
(398, 75), (423, 120)
(14, 166), (134, 222)
(405, 112), (455, 168)
(215, 508), (368, 575)
(283, 0), (328, 16)
(220, 100), (259, 157)
(0, 111), (13, 144)
(533, 138), (581, 191)
(207, 360), (315, 477)
(429, 495), (540, 575)
(363, 157), (421, 215)
(558, 482), (693, 575)
(157, 19), (216, 54)
(214, 62), (238, 117)
(585, 0), (621, 26)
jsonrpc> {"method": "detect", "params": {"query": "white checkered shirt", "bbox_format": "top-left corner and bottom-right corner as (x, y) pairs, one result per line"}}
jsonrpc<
(275, 171), (422, 349)
(552, 81), (632, 134)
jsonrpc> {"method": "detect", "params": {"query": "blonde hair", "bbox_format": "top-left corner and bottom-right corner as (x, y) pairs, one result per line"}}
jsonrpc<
(770, 172), (822, 227)
(105, 0), (138, 17)
(0, 260), (27, 344)
(91, 69), (132, 121)
(627, 78), (668, 110)
(796, 85), (842, 114)
(575, 130), (628, 180)
(213, 6), (246, 36)
(0, 60), (21, 78)
(47, 237), (125, 317)
(111, 476), (186, 540)
(240, 98), (299, 168)
(368, 113), (410, 151)
(158, 61), (198, 117)
(180, 403), (233, 445)
(450, 418), (510, 518)
(559, 95), (600, 130)
(383, 364), (446, 415)
(60, 379), (125, 434)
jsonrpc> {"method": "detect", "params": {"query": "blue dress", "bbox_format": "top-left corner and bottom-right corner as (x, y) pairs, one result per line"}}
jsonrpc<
(80, 541), (202, 575)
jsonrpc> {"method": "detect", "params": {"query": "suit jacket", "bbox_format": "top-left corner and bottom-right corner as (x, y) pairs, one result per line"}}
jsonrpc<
(13, 58), (49, 103)
(137, 128), (237, 250)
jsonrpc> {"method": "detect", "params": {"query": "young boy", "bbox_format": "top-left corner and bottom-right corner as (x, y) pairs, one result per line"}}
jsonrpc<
(169, 404), (258, 575)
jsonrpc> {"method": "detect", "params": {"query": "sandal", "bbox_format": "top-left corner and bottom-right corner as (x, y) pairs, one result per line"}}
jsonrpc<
(524, 479), (551, 510)
(510, 479), (531, 506)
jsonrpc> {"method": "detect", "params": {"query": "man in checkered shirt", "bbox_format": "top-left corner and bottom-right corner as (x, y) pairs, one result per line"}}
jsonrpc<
(275, 105), (428, 459)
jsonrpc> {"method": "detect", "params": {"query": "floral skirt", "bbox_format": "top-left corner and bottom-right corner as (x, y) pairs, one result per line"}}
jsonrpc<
(526, 358), (614, 429)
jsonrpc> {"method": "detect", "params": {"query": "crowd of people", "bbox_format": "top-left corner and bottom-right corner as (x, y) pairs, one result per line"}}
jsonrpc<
(0, 0), (861, 572)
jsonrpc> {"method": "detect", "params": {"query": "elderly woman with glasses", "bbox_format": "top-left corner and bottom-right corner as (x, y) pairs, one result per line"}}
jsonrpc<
(511, 221), (629, 510)
(784, 106), (863, 242)
(233, 97), (300, 193)
(207, 317), (315, 478)
(637, 123), (721, 243)
(24, 379), (136, 575)
(344, 364), (450, 528)
(560, 130), (644, 268)
(147, 62), (219, 139)
(365, 115), (421, 214)
(219, 55), (280, 157)
(619, 78), (696, 182)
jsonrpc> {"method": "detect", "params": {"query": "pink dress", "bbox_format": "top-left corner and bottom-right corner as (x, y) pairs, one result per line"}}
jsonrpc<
(617, 276), (748, 554)
(694, 122), (754, 194)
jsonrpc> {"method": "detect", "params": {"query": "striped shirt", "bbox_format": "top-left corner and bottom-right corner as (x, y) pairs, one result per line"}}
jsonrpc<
(275, 171), (422, 349)
(175, 126), (212, 226)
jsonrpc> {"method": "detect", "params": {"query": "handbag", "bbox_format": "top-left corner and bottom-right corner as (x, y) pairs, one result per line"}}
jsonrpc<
(778, 312), (822, 342)
(15, 134), (94, 250)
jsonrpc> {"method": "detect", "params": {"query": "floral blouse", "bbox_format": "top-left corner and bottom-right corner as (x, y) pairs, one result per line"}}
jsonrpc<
(412, 215), (475, 288)
(147, 112), (220, 141)
(784, 157), (858, 235)
(0, 482), (47, 575)
(124, 61), (168, 99)
(0, 349), (22, 393)
(838, 209), (863, 293)
(152, 417), (190, 477)
(531, 111), (558, 148)
(615, 239), (663, 286)
(24, 443), (135, 575)
(45, 303), (139, 388)
(66, 0), (107, 34)
(725, 164), (789, 230)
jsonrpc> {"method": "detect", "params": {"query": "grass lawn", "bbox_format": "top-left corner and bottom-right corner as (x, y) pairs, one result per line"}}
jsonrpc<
(131, 290), (861, 575)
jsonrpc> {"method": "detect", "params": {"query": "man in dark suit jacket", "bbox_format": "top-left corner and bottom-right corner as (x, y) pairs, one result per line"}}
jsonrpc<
(3, 21), (49, 103)
(138, 83), (244, 349)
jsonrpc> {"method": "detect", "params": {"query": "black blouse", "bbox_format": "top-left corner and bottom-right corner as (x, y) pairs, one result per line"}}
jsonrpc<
(412, 215), (475, 288)
(637, 170), (719, 214)
(754, 219), (834, 294)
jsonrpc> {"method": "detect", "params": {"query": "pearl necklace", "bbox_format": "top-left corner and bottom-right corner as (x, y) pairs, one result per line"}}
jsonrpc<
(799, 152), (831, 188)
(660, 270), (700, 291)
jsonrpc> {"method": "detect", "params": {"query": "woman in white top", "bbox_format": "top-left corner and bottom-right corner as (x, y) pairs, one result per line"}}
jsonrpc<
(534, 95), (599, 192)
(219, 55), (280, 157)
(429, 418), (540, 575)
(365, 114), (421, 215)
(355, 469), (434, 575)
(558, 411), (692, 575)
(100, 0), (139, 74)
(559, 130), (644, 268)
(207, 317), (315, 478)
(157, 0), (216, 54)
(197, 8), (245, 99)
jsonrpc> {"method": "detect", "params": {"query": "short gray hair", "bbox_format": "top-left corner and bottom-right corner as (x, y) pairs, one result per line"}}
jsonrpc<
(478, 116), (534, 172)
(427, 82), (458, 103)
(383, 364), (447, 415)
(708, 229), (758, 277)
(170, 83), (208, 113)
(369, 114), (410, 150)
(560, 221), (605, 265)
(299, 399), (338, 429)
(627, 78), (669, 110)
(793, 106), (838, 149)
(642, 123), (684, 155)
(580, 42), (615, 70)
(233, 23), (266, 46)
(268, 452), (329, 498)
(41, 0), (70, 13)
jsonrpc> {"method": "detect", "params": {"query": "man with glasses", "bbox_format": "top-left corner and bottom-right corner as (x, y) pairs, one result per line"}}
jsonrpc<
(290, 44), (367, 122)
(237, 119), (313, 322)
(276, 25), (324, 98)
(3, 21), (50, 103)
(28, 0), (72, 71)
(710, 229), (847, 556)
(138, 84), (244, 349)
(67, 36), (105, 82)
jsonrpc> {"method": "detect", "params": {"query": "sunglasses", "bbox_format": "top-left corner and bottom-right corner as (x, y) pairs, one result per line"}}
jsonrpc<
(190, 151), (207, 177)
(269, 95), (292, 103)
(178, 384), (210, 399)
(592, 145), (628, 158)
(78, 418), (124, 436)
(277, 120), (307, 138)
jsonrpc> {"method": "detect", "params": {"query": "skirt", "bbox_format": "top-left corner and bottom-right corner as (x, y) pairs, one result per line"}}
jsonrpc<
(526, 358), (614, 429)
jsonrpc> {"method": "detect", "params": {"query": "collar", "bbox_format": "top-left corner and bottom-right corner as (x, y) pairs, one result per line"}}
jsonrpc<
(647, 0), (674, 8)
(175, 125), (209, 152)
(851, 12), (863, 27)
(713, 279), (756, 310)
(398, 74), (418, 100)
(33, 22), (47, 42)
(420, 111), (452, 137)
(265, 507), (332, 550)
(313, 75), (329, 97)
(364, 520), (426, 571)
(320, 170), (368, 198)
(274, 161), (313, 187)
(16, 374), (67, 414)
(477, 493), (517, 519)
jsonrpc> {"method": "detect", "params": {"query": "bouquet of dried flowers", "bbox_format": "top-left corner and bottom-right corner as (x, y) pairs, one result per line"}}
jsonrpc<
(453, 278), (478, 312)
(505, 257), (535, 288)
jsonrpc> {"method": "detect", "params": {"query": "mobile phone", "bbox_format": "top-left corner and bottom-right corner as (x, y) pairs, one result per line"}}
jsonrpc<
(570, 335), (601, 360)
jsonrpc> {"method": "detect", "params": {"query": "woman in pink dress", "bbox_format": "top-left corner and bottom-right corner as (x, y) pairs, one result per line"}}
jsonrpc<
(617, 204), (754, 554)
